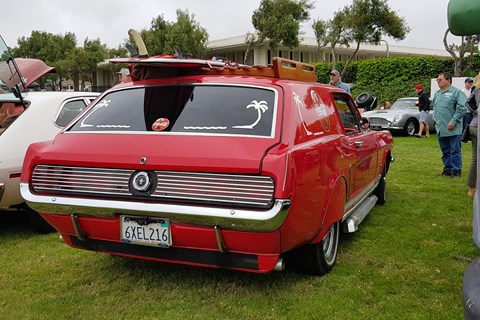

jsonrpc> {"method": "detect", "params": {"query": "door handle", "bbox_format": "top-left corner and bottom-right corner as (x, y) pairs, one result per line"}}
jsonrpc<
(355, 141), (363, 148)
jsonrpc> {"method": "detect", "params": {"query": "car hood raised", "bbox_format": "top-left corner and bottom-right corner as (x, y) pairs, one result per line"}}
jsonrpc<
(14, 58), (55, 87)
(0, 35), (55, 95)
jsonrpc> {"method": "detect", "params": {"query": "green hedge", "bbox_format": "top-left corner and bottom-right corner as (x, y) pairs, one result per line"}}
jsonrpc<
(313, 56), (468, 105)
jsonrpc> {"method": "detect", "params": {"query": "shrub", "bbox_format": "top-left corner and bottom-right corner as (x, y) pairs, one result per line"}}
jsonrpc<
(314, 56), (463, 104)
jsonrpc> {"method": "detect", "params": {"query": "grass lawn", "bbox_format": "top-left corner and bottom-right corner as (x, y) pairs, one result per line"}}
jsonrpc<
(0, 134), (476, 319)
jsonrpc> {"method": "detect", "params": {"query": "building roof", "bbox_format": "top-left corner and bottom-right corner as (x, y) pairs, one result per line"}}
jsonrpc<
(207, 35), (451, 58)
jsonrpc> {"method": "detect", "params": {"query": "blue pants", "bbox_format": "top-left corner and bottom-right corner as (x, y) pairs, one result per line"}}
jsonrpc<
(438, 134), (462, 174)
(464, 113), (473, 131)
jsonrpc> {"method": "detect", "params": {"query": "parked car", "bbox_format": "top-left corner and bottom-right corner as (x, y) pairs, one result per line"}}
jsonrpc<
(362, 97), (435, 136)
(0, 91), (99, 232)
(21, 47), (394, 274)
(0, 31), (100, 232)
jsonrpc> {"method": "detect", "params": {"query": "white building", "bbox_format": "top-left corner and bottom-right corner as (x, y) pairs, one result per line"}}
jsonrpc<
(206, 35), (450, 65)
(93, 34), (450, 91)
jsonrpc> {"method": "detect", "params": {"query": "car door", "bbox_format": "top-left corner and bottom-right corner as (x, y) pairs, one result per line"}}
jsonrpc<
(332, 92), (379, 199)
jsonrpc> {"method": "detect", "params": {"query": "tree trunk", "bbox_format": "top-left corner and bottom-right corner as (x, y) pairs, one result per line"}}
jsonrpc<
(331, 47), (336, 70)
(443, 28), (463, 77)
(341, 41), (360, 76)
(73, 73), (80, 92)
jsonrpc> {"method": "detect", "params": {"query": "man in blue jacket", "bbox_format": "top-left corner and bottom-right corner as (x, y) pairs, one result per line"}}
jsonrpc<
(329, 70), (351, 94)
(433, 72), (468, 177)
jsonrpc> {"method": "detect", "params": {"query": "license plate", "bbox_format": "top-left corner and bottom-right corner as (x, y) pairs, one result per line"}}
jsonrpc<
(120, 216), (171, 248)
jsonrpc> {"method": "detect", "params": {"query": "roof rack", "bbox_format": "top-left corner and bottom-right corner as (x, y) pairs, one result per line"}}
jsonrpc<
(200, 57), (317, 83)
(113, 56), (317, 83)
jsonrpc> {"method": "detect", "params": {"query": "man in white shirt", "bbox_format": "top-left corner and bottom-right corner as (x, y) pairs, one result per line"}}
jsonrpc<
(463, 78), (474, 97)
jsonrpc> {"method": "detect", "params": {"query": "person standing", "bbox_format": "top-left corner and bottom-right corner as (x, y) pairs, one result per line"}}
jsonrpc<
(380, 101), (391, 110)
(116, 68), (132, 84)
(463, 78), (474, 130)
(414, 84), (431, 137)
(463, 77), (474, 97)
(329, 70), (351, 94)
(467, 76), (480, 195)
(433, 72), (468, 177)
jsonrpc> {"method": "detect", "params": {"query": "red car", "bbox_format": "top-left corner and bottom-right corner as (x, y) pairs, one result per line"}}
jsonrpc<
(21, 55), (393, 275)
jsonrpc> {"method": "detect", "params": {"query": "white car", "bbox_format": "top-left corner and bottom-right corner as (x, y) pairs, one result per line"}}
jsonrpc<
(0, 91), (99, 231)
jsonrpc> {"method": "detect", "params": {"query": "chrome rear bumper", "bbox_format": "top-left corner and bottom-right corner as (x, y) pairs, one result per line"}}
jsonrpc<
(21, 183), (290, 232)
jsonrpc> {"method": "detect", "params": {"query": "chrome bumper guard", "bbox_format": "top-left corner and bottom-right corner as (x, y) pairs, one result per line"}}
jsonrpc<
(20, 183), (290, 232)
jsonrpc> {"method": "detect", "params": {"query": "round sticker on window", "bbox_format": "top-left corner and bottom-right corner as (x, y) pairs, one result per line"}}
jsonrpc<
(152, 118), (170, 131)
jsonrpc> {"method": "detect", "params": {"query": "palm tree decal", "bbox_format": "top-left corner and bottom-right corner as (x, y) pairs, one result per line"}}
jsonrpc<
(232, 100), (268, 129)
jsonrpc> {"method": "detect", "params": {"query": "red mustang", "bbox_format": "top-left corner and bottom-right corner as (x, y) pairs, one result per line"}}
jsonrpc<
(21, 54), (393, 275)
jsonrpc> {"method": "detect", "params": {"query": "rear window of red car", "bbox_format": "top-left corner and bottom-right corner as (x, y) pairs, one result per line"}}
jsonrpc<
(68, 84), (278, 138)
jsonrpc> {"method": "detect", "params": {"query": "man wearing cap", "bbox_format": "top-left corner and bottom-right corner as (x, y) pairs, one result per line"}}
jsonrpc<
(117, 68), (131, 84)
(414, 84), (431, 137)
(329, 70), (351, 94)
(433, 72), (468, 177)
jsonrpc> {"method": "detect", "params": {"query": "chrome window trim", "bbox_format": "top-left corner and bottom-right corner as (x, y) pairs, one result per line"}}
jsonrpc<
(64, 83), (279, 139)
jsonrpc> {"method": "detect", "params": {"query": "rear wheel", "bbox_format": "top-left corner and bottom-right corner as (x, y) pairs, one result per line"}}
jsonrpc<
(289, 222), (340, 275)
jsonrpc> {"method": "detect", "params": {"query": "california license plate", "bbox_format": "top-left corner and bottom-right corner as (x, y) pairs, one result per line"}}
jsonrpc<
(120, 216), (171, 247)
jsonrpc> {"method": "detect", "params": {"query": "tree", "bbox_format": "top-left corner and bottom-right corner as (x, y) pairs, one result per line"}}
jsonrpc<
(66, 38), (109, 90)
(321, 0), (410, 75)
(13, 31), (111, 91)
(13, 31), (77, 89)
(251, 0), (314, 49)
(14, 31), (77, 65)
(443, 29), (480, 76)
(141, 15), (169, 56)
(312, 9), (350, 68)
(243, 32), (258, 64)
(140, 10), (208, 57)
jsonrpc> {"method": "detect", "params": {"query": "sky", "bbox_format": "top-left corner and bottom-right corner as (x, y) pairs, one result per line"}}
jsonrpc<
(1, 0), (453, 51)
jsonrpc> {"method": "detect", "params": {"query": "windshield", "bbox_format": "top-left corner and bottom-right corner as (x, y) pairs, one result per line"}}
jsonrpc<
(68, 85), (278, 138)
(0, 35), (27, 96)
(391, 99), (416, 110)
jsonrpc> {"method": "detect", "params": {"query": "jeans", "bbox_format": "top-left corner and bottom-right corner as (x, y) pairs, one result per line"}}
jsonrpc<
(437, 134), (462, 174)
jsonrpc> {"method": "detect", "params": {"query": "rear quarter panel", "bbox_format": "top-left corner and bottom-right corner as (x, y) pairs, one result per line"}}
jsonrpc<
(262, 83), (357, 252)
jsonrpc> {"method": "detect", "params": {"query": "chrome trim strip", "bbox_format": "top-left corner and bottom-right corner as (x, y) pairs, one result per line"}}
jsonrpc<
(21, 183), (290, 232)
(343, 177), (379, 220)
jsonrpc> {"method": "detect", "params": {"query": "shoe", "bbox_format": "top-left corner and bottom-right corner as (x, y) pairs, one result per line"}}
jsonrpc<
(451, 172), (461, 178)
(414, 134), (422, 138)
(425, 135), (430, 137)
(438, 171), (451, 176)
